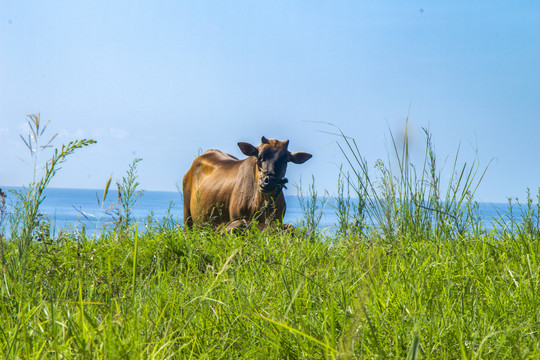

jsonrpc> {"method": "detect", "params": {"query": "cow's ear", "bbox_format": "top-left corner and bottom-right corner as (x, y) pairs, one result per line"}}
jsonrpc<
(289, 152), (312, 164)
(238, 142), (259, 157)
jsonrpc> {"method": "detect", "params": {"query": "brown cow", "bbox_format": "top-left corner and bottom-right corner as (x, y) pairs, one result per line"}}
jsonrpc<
(182, 136), (312, 230)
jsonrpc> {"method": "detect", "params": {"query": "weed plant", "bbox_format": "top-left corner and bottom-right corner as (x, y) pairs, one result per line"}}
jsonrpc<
(331, 121), (490, 242)
(297, 176), (326, 241)
(0, 188), (6, 268)
(4, 115), (95, 300)
(72, 158), (146, 239)
(1, 116), (539, 358)
(116, 158), (144, 231)
(335, 166), (366, 238)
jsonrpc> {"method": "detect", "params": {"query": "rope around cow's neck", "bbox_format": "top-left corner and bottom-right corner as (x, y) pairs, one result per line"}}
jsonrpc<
(254, 178), (287, 224)
(277, 177), (288, 190)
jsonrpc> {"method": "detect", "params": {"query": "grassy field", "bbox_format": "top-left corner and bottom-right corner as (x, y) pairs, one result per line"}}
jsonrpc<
(1, 115), (539, 358)
(1, 214), (540, 358)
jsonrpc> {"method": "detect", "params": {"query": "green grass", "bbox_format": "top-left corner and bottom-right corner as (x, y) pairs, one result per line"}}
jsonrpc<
(1, 114), (539, 358)
(1, 222), (540, 358)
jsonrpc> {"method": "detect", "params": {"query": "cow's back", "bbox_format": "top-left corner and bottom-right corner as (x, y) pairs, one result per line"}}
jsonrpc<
(183, 150), (243, 226)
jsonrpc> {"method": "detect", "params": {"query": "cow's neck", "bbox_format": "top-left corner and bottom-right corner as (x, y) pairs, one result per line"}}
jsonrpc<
(256, 189), (280, 205)
(252, 189), (280, 224)
(247, 157), (282, 211)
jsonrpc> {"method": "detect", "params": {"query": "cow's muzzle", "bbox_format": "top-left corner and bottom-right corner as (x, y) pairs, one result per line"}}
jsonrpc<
(259, 176), (288, 194)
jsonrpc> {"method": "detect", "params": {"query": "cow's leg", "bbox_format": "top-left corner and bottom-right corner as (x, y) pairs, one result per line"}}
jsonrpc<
(223, 219), (249, 233)
(283, 223), (294, 230)
(222, 220), (293, 234)
(183, 188), (193, 229)
(259, 222), (294, 232)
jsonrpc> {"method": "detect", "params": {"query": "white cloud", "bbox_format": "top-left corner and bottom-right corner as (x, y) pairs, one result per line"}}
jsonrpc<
(91, 128), (106, 138)
(17, 121), (29, 134)
(58, 128), (86, 140)
(74, 128), (85, 138)
(110, 128), (129, 139)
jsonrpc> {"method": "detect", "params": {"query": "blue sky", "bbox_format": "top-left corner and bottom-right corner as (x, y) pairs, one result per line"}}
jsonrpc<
(1, 1), (538, 203)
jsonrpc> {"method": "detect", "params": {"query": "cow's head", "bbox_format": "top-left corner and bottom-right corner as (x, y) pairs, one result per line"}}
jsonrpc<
(238, 136), (312, 195)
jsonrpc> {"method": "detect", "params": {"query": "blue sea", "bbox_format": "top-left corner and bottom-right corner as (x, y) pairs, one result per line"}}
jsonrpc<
(0, 187), (524, 235)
